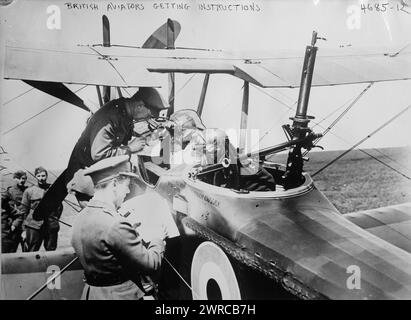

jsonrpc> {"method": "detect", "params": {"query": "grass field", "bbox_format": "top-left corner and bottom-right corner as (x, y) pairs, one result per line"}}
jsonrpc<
(2, 146), (411, 250)
(274, 146), (411, 213)
(302, 146), (411, 213)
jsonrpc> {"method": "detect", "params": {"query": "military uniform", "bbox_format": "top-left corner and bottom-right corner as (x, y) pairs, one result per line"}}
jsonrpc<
(71, 155), (165, 300)
(28, 98), (135, 224)
(1, 184), (26, 253)
(69, 88), (167, 180)
(67, 98), (134, 180)
(20, 183), (63, 251)
(72, 199), (164, 300)
(32, 88), (166, 222)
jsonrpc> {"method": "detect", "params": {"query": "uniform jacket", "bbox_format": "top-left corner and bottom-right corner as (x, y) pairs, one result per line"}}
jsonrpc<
(1, 184), (26, 238)
(28, 98), (134, 224)
(66, 98), (133, 182)
(71, 199), (165, 299)
(20, 184), (63, 231)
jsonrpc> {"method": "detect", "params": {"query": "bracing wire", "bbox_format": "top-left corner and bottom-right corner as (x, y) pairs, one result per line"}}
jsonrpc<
(0, 146), (82, 213)
(2, 85), (88, 136)
(169, 74), (197, 105)
(251, 81), (411, 181)
(312, 103), (411, 177)
(87, 46), (128, 85)
(164, 257), (200, 299)
(304, 120), (411, 180)
(314, 82), (374, 139)
(369, 147), (411, 171)
(3, 88), (35, 106)
(303, 82), (374, 156)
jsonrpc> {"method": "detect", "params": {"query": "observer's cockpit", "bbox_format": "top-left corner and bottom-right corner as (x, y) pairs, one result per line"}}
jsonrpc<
(135, 110), (280, 192)
(132, 109), (310, 192)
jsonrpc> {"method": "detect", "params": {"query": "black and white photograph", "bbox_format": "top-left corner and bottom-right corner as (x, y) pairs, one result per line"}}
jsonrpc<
(1, 0), (411, 304)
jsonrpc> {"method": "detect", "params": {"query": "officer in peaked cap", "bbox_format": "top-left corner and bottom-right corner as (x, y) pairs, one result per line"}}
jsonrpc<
(83, 155), (139, 187)
(71, 155), (167, 300)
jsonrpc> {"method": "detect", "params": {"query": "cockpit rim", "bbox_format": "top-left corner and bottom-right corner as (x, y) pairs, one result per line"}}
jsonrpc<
(184, 161), (314, 200)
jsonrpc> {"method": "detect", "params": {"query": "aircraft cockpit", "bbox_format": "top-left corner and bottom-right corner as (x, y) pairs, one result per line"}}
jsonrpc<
(132, 109), (310, 194)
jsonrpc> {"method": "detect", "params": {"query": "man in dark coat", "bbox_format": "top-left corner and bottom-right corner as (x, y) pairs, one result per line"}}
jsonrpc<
(1, 170), (27, 253)
(33, 88), (167, 219)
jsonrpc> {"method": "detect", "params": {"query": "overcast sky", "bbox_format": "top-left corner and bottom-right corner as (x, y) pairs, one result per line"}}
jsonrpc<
(1, 0), (411, 171)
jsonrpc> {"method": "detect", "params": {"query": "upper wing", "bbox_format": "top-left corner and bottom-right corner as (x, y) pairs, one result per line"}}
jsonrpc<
(4, 45), (411, 88)
(148, 46), (411, 88)
(345, 202), (411, 254)
(4, 46), (162, 88)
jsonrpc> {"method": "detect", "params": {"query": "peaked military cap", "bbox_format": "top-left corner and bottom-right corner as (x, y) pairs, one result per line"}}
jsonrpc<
(83, 155), (140, 185)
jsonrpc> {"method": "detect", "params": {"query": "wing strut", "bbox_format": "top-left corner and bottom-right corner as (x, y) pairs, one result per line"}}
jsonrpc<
(239, 81), (250, 152)
(102, 15), (111, 104)
(96, 85), (103, 107)
(197, 74), (210, 117)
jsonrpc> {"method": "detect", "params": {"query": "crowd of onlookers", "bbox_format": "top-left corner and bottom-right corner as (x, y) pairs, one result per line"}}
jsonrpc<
(1, 167), (62, 253)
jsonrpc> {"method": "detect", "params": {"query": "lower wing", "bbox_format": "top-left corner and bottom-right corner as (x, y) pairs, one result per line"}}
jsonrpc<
(345, 202), (411, 254)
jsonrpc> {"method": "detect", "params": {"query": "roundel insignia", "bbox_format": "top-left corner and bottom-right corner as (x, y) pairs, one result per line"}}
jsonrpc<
(190, 241), (241, 300)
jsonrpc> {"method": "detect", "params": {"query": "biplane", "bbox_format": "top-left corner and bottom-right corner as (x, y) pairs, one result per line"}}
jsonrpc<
(1, 3), (411, 300)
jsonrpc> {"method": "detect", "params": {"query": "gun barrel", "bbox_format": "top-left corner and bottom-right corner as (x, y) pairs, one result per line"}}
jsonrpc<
(195, 133), (322, 177)
(246, 133), (322, 159)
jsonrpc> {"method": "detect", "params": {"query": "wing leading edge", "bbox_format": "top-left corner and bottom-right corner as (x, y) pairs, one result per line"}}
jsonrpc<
(4, 45), (411, 88)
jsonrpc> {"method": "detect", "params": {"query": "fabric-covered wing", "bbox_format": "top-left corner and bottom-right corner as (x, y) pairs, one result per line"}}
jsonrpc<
(234, 50), (411, 88)
(127, 46), (411, 88)
(4, 46), (161, 87)
(345, 202), (411, 254)
(4, 45), (411, 88)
